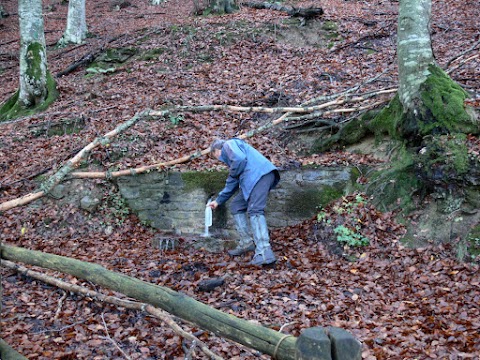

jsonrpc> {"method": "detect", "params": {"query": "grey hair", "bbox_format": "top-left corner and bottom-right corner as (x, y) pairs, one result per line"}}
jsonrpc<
(210, 139), (225, 153)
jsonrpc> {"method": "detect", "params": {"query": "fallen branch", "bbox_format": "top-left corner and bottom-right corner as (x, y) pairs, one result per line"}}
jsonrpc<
(446, 54), (479, 75)
(0, 87), (396, 210)
(1, 259), (225, 360)
(446, 38), (480, 69)
(0, 109), (154, 212)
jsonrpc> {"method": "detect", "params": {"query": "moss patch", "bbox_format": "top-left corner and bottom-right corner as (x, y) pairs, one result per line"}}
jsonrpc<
(370, 94), (404, 140)
(0, 71), (58, 121)
(414, 134), (469, 190)
(286, 185), (344, 218)
(418, 65), (476, 136)
(466, 224), (480, 258)
(181, 171), (228, 196)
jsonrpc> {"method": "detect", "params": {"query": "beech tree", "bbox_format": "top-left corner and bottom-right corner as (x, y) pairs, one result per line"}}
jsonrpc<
(209, 0), (238, 14)
(58, 0), (88, 46)
(394, 0), (476, 142)
(370, 0), (478, 197)
(0, 0), (58, 121)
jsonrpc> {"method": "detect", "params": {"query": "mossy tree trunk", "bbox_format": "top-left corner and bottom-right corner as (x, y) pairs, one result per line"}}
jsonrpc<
(58, 0), (88, 46)
(0, 0), (58, 121)
(395, 0), (477, 144)
(363, 0), (480, 249)
(18, 0), (48, 107)
(209, 0), (239, 14)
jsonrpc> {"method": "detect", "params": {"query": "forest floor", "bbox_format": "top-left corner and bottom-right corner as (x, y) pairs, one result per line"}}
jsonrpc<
(1, 0), (480, 359)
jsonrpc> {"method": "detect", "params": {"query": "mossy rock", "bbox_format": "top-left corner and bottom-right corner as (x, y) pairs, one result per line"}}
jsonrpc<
(414, 133), (470, 190)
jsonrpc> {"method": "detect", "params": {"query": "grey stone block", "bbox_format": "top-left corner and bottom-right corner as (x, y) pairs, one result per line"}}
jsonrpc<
(327, 327), (362, 360)
(295, 327), (332, 360)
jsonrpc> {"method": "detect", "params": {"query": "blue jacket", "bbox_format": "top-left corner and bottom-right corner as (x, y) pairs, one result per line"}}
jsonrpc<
(215, 139), (280, 205)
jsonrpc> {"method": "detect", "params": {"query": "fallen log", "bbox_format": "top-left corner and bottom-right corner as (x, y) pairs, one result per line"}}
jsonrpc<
(1, 244), (297, 360)
(1, 244), (362, 360)
(1, 259), (224, 360)
(242, 1), (323, 19)
(0, 339), (28, 360)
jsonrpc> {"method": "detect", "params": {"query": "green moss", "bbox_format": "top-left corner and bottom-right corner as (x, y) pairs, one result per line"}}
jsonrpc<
(370, 94), (404, 139)
(286, 186), (344, 218)
(367, 145), (421, 212)
(181, 171), (228, 195)
(25, 42), (44, 82)
(374, 168), (420, 211)
(418, 65), (476, 136)
(311, 116), (372, 153)
(0, 71), (58, 121)
(140, 47), (168, 61)
(321, 21), (338, 31)
(466, 224), (480, 257)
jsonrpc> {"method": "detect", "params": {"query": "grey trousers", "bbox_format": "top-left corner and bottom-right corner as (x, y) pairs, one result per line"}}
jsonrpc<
(230, 171), (276, 216)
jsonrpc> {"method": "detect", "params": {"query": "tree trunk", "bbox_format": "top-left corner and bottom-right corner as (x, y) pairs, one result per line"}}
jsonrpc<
(395, 0), (477, 142)
(210, 0), (238, 14)
(0, 0), (58, 121)
(397, 0), (433, 113)
(58, 0), (88, 46)
(18, 0), (48, 107)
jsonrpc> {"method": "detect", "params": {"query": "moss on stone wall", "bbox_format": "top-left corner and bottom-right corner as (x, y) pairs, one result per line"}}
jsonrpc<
(181, 171), (228, 196)
(285, 185), (344, 218)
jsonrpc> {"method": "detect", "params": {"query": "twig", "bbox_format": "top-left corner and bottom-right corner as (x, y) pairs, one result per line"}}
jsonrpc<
(100, 312), (133, 360)
(446, 37), (480, 68)
(54, 290), (67, 320)
(446, 54), (479, 75)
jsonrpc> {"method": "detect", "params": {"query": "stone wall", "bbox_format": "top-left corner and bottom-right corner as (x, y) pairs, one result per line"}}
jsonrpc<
(115, 167), (356, 238)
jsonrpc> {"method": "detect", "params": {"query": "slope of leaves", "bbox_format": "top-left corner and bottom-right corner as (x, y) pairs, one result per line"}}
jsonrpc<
(1, 0), (480, 359)
(2, 193), (480, 359)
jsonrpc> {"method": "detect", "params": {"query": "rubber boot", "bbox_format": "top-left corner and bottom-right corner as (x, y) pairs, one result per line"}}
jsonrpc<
(250, 214), (276, 265)
(228, 213), (255, 256)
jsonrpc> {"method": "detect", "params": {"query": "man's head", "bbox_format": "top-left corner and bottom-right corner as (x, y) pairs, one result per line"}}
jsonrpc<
(210, 139), (225, 159)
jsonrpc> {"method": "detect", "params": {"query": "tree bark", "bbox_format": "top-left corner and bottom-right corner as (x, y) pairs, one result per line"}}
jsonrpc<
(0, 339), (28, 360)
(210, 0), (238, 14)
(58, 0), (88, 46)
(0, 244), (297, 360)
(18, 0), (48, 107)
(397, 0), (433, 113)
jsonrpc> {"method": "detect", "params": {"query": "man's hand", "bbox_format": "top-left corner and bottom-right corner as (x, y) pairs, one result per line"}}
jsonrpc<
(208, 200), (219, 210)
